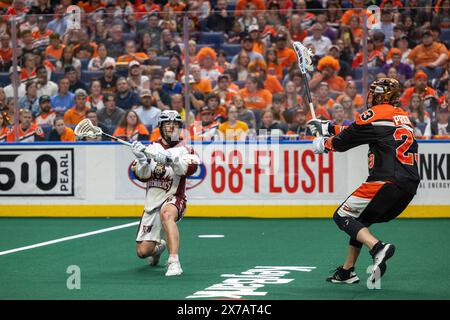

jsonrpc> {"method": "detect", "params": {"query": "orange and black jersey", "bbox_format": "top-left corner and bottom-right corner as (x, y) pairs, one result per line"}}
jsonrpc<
(326, 104), (420, 195)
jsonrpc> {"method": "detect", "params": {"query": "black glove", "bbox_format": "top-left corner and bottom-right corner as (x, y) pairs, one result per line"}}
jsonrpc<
(307, 119), (331, 137)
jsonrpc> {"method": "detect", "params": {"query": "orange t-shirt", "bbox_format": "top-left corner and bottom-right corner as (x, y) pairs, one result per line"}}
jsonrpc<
(400, 87), (438, 108)
(113, 123), (150, 141)
(163, 2), (186, 12)
(77, 1), (105, 13)
(0, 47), (12, 63)
(337, 94), (365, 109)
(6, 124), (45, 142)
(0, 126), (9, 142)
(239, 88), (273, 110)
(60, 127), (76, 142)
(191, 78), (213, 94)
(311, 74), (346, 93)
(264, 75), (283, 94)
(252, 41), (265, 56)
(408, 42), (449, 67)
(117, 52), (149, 64)
(45, 44), (65, 60)
(267, 62), (284, 81)
(218, 121), (249, 141)
(306, 106), (331, 122)
(235, 0), (265, 15)
(276, 47), (297, 69)
(318, 98), (335, 110)
(63, 106), (89, 126)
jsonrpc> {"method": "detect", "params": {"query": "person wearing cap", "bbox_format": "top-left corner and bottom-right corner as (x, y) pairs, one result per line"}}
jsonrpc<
(161, 70), (182, 96)
(230, 34), (264, 65)
(135, 89), (161, 130)
(382, 48), (413, 83)
(4, 66), (26, 99)
(65, 65), (87, 93)
(274, 33), (297, 70)
(213, 73), (238, 106)
(408, 29), (448, 80)
(117, 40), (149, 65)
(127, 60), (150, 94)
(400, 70), (438, 108)
(206, 0), (234, 32)
(99, 59), (119, 94)
(35, 95), (56, 126)
(115, 77), (141, 111)
(189, 105), (220, 141)
(429, 103), (450, 137)
(303, 23), (332, 57)
(248, 24), (265, 56)
(286, 106), (314, 139)
(63, 89), (90, 126)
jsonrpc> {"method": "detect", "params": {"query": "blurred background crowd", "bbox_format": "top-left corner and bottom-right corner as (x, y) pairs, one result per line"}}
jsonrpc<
(0, 0), (449, 143)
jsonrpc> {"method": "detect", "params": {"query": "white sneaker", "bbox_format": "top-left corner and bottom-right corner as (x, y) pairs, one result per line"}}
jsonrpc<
(165, 260), (183, 276)
(148, 240), (166, 266)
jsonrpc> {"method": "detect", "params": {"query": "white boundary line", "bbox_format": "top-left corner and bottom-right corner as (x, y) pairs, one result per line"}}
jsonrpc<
(0, 221), (139, 256)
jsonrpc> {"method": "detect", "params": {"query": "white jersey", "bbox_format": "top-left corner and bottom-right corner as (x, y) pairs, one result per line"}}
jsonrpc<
(132, 139), (199, 214)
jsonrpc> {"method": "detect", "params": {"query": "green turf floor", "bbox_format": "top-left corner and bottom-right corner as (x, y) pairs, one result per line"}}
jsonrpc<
(0, 218), (449, 300)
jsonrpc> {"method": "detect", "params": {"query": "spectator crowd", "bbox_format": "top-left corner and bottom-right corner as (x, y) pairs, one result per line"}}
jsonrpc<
(0, 0), (449, 143)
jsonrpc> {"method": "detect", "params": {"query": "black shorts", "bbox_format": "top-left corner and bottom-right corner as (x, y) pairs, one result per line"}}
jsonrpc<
(336, 181), (415, 226)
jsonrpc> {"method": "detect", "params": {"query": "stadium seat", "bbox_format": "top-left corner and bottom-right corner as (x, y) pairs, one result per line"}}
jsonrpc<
(81, 71), (104, 84)
(199, 32), (225, 49)
(196, 43), (216, 51)
(51, 71), (65, 84)
(354, 80), (363, 93)
(353, 67), (363, 80)
(234, 80), (246, 88)
(157, 57), (170, 68)
(441, 28), (450, 41)
(221, 44), (242, 56)
(122, 32), (136, 43)
(80, 59), (89, 71)
(0, 72), (9, 87)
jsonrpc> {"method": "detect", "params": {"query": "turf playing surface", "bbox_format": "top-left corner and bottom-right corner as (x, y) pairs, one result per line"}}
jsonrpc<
(0, 218), (449, 300)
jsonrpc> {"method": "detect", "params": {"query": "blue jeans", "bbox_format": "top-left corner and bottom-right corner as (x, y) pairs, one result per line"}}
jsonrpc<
(418, 66), (444, 80)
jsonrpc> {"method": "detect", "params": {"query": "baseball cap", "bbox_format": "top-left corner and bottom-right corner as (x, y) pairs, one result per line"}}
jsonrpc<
(200, 105), (212, 114)
(140, 89), (152, 97)
(242, 33), (252, 42)
(9, 66), (21, 74)
(103, 60), (116, 69)
(129, 60), (140, 68)
(218, 74), (229, 82)
(181, 74), (195, 84)
(329, 44), (340, 51)
(39, 95), (51, 103)
(64, 65), (77, 74)
(249, 25), (259, 33)
(74, 88), (87, 97)
(162, 71), (176, 84)
(275, 34), (287, 41)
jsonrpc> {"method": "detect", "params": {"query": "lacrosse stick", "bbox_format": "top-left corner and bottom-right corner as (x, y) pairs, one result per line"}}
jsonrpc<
(292, 41), (317, 122)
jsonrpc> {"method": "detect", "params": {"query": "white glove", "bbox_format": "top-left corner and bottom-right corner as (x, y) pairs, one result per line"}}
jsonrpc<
(153, 150), (173, 164)
(312, 137), (327, 154)
(131, 141), (147, 163)
(307, 119), (331, 137)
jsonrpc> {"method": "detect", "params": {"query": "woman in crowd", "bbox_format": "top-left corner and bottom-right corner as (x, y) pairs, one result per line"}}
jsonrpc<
(86, 79), (104, 110)
(48, 116), (76, 142)
(113, 110), (150, 141)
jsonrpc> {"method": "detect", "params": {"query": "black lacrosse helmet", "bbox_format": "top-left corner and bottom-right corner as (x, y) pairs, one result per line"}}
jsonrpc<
(367, 78), (401, 108)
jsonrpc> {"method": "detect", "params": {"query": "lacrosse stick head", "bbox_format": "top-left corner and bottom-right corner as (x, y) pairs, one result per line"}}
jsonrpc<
(74, 118), (103, 140)
(292, 41), (314, 74)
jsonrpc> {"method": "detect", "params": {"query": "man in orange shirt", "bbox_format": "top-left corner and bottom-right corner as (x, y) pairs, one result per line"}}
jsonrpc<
(408, 29), (449, 80)
(274, 34), (297, 70)
(400, 71), (438, 108)
(0, 33), (12, 71)
(340, 0), (366, 25)
(63, 89), (89, 125)
(190, 64), (212, 94)
(7, 109), (45, 142)
(189, 106), (220, 141)
(45, 33), (65, 60)
(316, 82), (335, 110)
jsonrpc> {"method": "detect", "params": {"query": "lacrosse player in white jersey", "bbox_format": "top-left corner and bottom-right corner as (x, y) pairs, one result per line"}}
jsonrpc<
(131, 110), (199, 276)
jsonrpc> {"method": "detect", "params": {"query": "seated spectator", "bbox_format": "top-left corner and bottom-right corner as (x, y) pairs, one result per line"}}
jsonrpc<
(382, 48), (413, 83)
(197, 47), (221, 82)
(218, 105), (249, 141)
(288, 13), (308, 42)
(161, 70), (182, 96)
(0, 111), (9, 142)
(166, 53), (184, 80)
(309, 56), (346, 94)
(3, 98), (15, 125)
(284, 80), (303, 111)
(113, 110), (150, 142)
(190, 64), (213, 94)
(20, 53), (37, 84)
(407, 94), (431, 138)
(170, 93), (195, 126)
(340, 0), (365, 26)
(337, 80), (364, 110)
(306, 94), (331, 121)
(51, 77), (75, 115)
(286, 106), (314, 140)
(56, 47), (81, 77)
(65, 65), (88, 93)
(196, 92), (227, 123)
(303, 23), (332, 58)
(340, 94), (360, 120)
(315, 82), (335, 110)
(232, 50), (251, 81)
(400, 71), (438, 108)
(159, 29), (181, 57)
(0, 33), (12, 72)
(34, 95), (56, 126)
(271, 93), (288, 124)
(127, 60), (150, 94)
(237, 2), (258, 32)
(233, 94), (256, 130)
(352, 37), (385, 69)
(86, 80), (104, 111)
(32, 16), (53, 52)
(150, 75), (171, 110)
(7, 109), (45, 142)
(64, 89), (89, 126)
(88, 43), (115, 72)
(105, 24), (126, 59)
(231, 34), (265, 65)
(273, 33), (297, 71)
(265, 48), (284, 81)
(135, 89), (161, 130)
(258, 109), (285, 136)
(206, 0), (234, 32)
(73, 31), (98, 60)
(331, 103), (352, 126)
(115, 77), (141, 110)
(117, 40), (149, 65)
(48, 116), (76, 142)
(248, 59), (283, 94)
(214, 74), (239, 106)
(97, 93), (126, 127)
(428, 103), (450, 138)
(36, 65), (58, 98)
(189, 106), (220, 141)
(327, 44), (352, 80)
(239, 75), (272, 110)
(4, 67), (26, 99)
(83, 109), (109, 141)
(99, 60), (119, 94)
(408, 29), (449, 80)
(135, 0), (162, 20)
(19, 81), (39, 117)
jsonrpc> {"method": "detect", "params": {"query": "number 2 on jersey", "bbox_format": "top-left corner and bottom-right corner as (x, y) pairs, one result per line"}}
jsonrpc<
(393, 127), (415, 165)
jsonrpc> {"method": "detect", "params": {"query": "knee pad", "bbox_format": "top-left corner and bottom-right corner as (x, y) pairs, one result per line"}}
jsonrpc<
(333, 210), (365, 239)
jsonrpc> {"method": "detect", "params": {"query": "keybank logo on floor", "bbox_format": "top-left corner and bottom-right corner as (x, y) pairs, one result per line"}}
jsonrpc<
(186, 266), (316, 299)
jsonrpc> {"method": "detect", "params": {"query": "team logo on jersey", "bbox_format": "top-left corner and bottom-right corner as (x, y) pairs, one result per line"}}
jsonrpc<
(186, 163), (207, 190)
(148, 164), (173, 191)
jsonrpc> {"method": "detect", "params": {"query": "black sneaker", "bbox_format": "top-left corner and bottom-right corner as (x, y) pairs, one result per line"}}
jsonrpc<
(368, 242), (396, 283)
(326, 266), (360, 284)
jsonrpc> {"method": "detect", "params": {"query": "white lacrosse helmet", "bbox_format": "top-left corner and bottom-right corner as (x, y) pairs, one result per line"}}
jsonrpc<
(158, 110), (182, 127)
